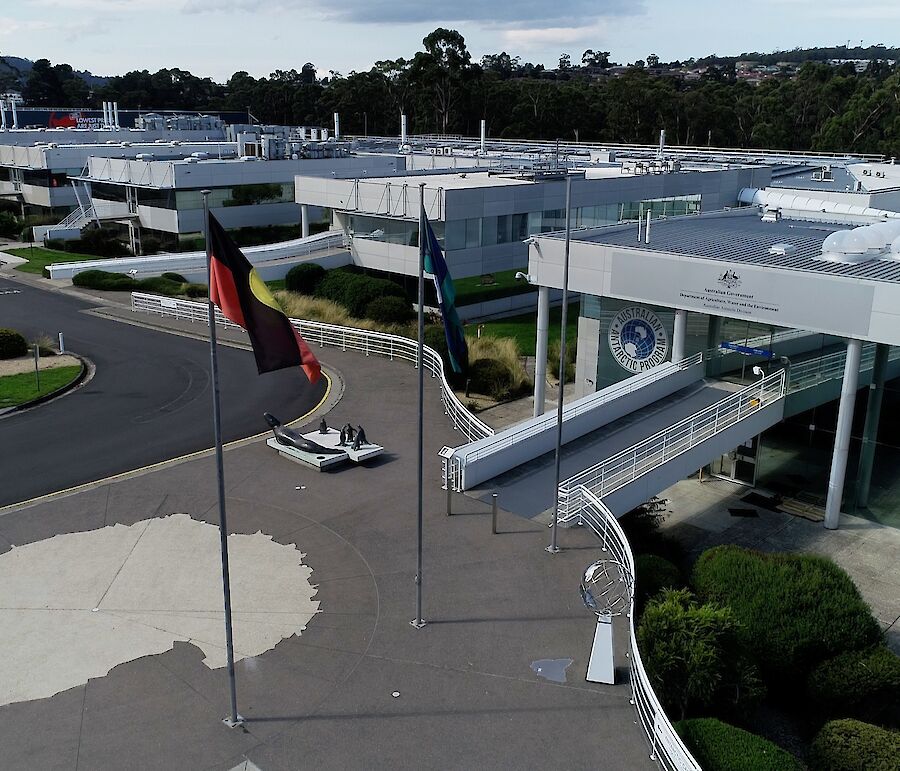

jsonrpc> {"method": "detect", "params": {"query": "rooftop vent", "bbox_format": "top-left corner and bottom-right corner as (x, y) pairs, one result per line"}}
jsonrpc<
(768, 243), (796, 256)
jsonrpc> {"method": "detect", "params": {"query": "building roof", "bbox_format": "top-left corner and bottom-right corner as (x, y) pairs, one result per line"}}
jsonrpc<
(769, 165), (859, 193)
(570, 209), (900, 283)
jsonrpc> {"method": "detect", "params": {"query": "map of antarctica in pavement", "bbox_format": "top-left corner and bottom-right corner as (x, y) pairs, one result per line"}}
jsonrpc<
(0, 514), (320, 706)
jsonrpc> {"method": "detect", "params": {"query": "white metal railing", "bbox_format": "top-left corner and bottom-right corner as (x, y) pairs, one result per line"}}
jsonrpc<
(130, 292), (494, 444)
(558, 369), (786, 519)
(578, 487), (701, 771)
(46, 205), (96, 232)
(789, 343), (900, 393)
(456, 353), (703, 468)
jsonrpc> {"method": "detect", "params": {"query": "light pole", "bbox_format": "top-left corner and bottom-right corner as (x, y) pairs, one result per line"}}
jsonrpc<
(548, 173), (572, 554)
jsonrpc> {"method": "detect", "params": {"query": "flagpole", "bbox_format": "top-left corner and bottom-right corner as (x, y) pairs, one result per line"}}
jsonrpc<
(202, 190), (243, 727)
(412, 183), (426, 629)
(548, 173), (572, 554)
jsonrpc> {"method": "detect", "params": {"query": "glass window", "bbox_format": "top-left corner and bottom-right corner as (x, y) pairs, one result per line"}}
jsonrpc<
(481, 216), (497, 247)
(512, 213), (528, 241)
(496, 214), (511, 244)
(527, 211), (542, 235)
(465, 217), (481, 249)
(445, 219), (465, 251)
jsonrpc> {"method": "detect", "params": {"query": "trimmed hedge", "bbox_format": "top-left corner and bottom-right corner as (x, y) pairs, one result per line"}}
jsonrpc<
(634, 554), (682, 611)
(72, 269), (135, 291)
(364, 295), (414, 324)
(161, 272), (188, 283)
(637, 589), (764, 720)
(807, 645), (900, 727)
(0, 328), (28, 359)
(315, 270), (406, 319)
(810, 719), (900, 771)
(675, 718), (802, 771)
(692, 546), (881, 689)
(285, 263), (326, 295)
(468, 358), (514, 400)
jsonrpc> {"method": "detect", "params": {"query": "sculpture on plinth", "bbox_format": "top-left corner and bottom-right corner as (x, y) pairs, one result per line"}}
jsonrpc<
(339, 423), (355, 446)
(351, 425), (369, 451)
(264, 413), (342, 455)
(319, 418), (328, 434)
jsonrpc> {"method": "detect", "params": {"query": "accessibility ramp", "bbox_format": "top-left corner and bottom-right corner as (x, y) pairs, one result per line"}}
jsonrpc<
(464, 369), (785, 520)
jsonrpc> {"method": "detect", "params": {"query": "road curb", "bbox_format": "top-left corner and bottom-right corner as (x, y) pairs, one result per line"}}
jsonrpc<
(0, 354), (94, 420)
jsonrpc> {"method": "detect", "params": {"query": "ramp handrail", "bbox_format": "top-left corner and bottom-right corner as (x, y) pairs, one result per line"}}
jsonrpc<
(789, 343), (900, 393)
(578, 487), (702, 770)
(458, 353), (703, 465)
(130, 292), (494, 443)
(48, 204), (95, 231)
(558, 370), (786, 519)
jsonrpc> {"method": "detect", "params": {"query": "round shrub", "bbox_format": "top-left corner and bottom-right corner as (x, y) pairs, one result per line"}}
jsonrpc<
(637, 588), (764, 720)
(0, 328), (28, 359)
(634, 554), (682, 611)
(808, 645), (900, 727)
(161, 272), (187, 283)
(184, 283), (208, 299)
(364, 296), (414, 324)
(675, 718), (802, 771)
(72, 269), (135, 291)
(135, 276), (184, 296)
(315, 269), (359, 307)
(141, 237), (162, 255)
(285, 263), (326, 294)
(810, 719), (900, 771)
(692, 546), (881, 690)
(468, 358), (514, 400)
(343, 275), (406, 319)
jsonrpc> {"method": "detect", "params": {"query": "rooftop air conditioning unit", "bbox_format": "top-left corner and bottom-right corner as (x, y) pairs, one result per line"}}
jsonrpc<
(135, 153), (154, 161)
(443, 147), (453, 155)
(769, 243), (797, 256)
(190, 151), (210, 160)
(120, 141), (132, 147)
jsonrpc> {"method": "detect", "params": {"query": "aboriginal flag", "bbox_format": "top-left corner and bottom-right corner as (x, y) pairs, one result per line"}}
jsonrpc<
(207, 213), (321, 383)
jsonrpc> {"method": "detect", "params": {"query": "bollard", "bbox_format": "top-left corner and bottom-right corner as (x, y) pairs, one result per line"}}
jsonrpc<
(447, 485), (452, 516)
(491, 493), (499, 534)
(58, 332), (65, 353)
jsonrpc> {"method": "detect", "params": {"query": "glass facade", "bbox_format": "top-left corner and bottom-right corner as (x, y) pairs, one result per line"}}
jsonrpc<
(442, 194), (701, 252)
(90, 182), (294, 210)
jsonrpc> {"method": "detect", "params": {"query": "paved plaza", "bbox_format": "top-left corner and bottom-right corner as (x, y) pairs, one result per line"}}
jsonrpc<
(2, 278), (898, 769)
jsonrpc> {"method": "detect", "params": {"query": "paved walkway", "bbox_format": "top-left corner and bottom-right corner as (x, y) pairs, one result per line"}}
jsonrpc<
(0, 312), (652, 770)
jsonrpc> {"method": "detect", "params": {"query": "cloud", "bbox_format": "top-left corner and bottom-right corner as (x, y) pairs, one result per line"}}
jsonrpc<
(502, 23), (608, 50)
(182, 0), (643, 26)
(0, 18), (53, 38)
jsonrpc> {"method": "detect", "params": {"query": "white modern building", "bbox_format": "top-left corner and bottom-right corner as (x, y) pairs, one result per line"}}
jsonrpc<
(295, 162), (770, 280)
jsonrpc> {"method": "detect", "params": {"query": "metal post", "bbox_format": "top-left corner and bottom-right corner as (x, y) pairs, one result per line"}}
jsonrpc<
(446, 484), (452, 516)
(202, 191), (242, 727)
(548, 174), (572, 554)
(824, 338), (862, 530)
(491, 493), (499, 535)
(412, 183), (426, 628)
(855, 343), (889, 510)
(672, 309), (687, 363)
(533, 285), (550, 418)
(33, 343), (40, 391)
(58, 332), (65, 353)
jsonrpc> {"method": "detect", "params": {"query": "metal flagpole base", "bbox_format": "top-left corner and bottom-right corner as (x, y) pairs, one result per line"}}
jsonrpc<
(545, 545), (561, 554)
(222, 714), (245, 729)
(410, 619), (427, 629)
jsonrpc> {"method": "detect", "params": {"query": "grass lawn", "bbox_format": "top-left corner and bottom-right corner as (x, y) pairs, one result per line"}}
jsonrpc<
(266, 279), (286, 291)
(7, 247), (104, 275)
(477, 302), (579, 356)
(0, 365), (83, 408)
(454, 268), (532, 306)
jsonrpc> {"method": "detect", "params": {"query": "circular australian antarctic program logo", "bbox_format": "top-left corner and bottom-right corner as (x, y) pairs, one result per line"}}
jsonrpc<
(608, 307), (669, 373)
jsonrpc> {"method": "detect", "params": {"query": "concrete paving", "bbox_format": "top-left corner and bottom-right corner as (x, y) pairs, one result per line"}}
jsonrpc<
(0, 335), (653, 770)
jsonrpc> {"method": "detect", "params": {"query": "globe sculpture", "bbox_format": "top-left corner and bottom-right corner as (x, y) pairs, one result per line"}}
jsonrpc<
(619, 318), (657, 362)
(580, 559), (633, 618)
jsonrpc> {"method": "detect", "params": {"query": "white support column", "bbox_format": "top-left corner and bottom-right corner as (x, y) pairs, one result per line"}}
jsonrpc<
(480, 119), (486, 153)
(533, 285), (550, 418)
(672, 309), (687, 363)
(400, 114), (407, 145)
(333, 112), (340, 140)
(11, 99), (18, 129)
(1, 100), (7, 130)
(300, 204), (310, 238)
(113, 102), (120, 129)
(824, 338), (862, 530)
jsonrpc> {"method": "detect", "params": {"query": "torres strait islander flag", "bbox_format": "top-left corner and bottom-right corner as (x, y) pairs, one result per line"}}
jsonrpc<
(207, 213), (321, 383)
(423, 215), (468, 374)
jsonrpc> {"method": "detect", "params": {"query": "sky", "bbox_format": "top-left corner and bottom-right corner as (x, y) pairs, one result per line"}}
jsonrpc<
(2, 0), (899, 81)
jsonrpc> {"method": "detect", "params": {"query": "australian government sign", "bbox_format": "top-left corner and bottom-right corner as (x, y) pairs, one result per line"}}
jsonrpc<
(608, 254), (874, 338)
(608, 306), (669, 372)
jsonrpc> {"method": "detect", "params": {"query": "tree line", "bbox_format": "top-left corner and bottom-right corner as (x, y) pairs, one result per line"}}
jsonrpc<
(5, 30), (900, 155)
